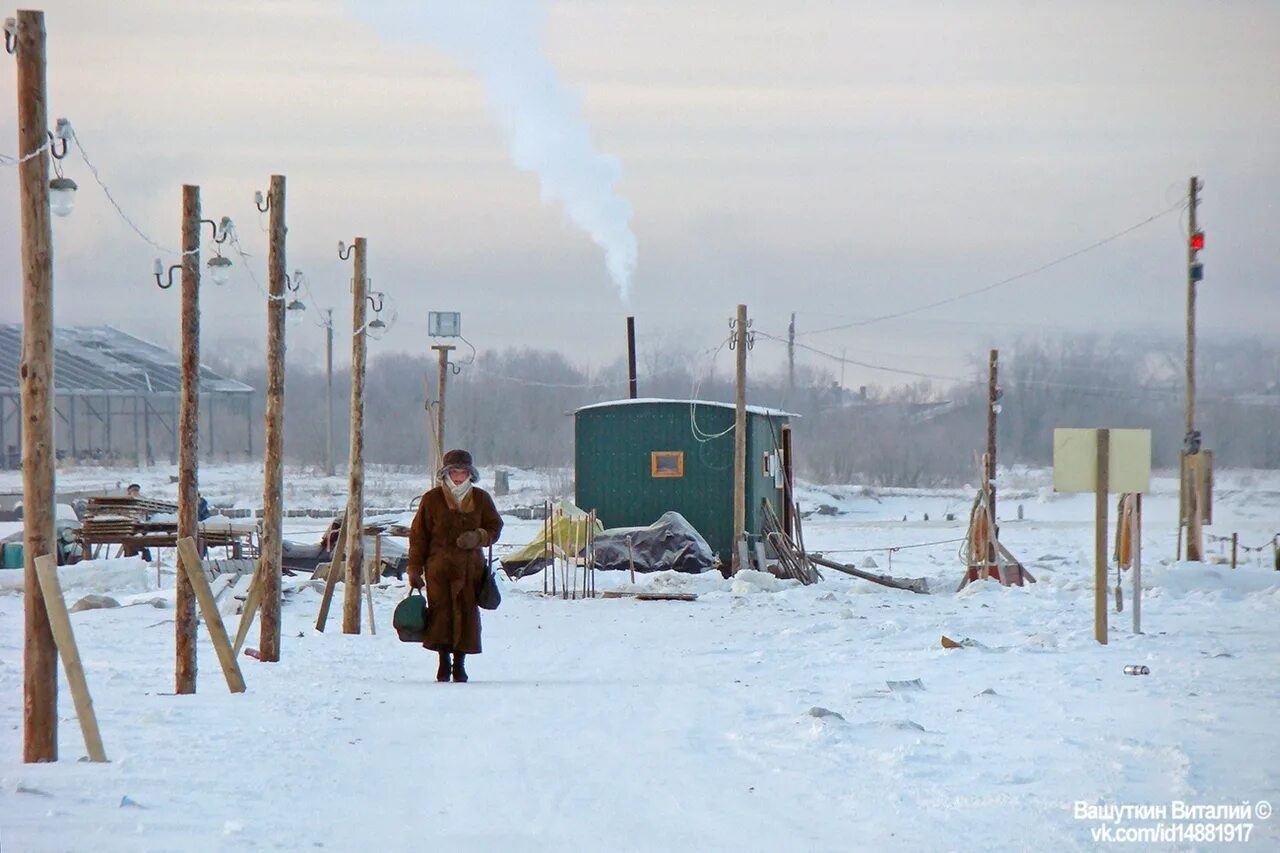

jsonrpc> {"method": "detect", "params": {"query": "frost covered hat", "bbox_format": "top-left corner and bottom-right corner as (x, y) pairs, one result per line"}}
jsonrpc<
(438, 448), (479, 483)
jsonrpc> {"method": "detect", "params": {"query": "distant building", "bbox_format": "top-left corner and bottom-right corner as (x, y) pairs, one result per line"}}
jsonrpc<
(574, 398), (795, 563)
(0, 324), (253, 469)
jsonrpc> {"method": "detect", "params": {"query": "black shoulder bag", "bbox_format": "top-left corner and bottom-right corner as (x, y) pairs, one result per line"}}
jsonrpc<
(478, 544), (502, 610)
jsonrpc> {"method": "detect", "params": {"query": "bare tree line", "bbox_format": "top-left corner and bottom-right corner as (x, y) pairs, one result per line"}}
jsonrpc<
(209, 333), (1279, 487)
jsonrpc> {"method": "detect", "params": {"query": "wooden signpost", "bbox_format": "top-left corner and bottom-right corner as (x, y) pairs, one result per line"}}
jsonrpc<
(1053, 428), (1151, 645)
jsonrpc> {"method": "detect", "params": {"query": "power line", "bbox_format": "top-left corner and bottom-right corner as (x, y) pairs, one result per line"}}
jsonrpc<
(757, 331), (972, 384)
(689, 334), (736, 442)
(72, 134), (191, 256)
(756, 332), (1277, 406)
(0, 138), (49, 166)
(801, 199), (1187, 337)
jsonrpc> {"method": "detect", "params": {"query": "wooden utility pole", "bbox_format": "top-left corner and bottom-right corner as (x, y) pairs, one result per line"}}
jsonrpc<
(1131, 493), (1142, 634)
(987, 349), (999, 539)
(258, 174), (286, 662)
(1094, 429), (1110, 645)
(176, 184), (201, 693)
(342, 237), (368, 634)
(1182, 176), (1204, 563)
(787, 312), (796, 395)
(431, 344), (455, 468)
(626, 316), (638, 399)
(16, 8), (58, 763)
(324, 308), (334, 477)
(780, 423), (794, 539)
(732, 304), (748, 574)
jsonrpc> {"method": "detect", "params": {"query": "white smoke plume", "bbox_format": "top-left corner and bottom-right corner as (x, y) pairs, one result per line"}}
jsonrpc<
(351, 1), (638, 301)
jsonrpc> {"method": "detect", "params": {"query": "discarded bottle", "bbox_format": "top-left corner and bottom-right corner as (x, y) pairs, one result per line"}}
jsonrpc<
(1123, 665), (1150, 675)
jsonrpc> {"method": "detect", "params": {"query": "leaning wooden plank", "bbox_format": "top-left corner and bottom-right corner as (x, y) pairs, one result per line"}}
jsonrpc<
(364, 559), (377, 636)
(809, 553), (930, 595)
(232, 575), (262, 657)
(177, 537), (246, 693)
(793, 502), (820, 584)
(314, 521), (348, 632)
(34, 555), (108, 763)
(996, 540), (1036, 583)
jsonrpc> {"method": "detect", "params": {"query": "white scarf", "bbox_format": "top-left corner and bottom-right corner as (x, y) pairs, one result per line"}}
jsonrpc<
(447, 477), (473, 504)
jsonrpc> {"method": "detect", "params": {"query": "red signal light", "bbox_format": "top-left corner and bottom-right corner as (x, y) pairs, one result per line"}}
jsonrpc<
(1190, 231), (1205, 251)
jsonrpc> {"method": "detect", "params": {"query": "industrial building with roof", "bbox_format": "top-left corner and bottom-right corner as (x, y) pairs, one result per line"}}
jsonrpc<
(0, 324), (254, 469)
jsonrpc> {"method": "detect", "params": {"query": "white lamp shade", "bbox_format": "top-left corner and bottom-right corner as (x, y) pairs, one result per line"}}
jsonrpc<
(49, 177), (77, 217)
(207, 255), (232, 286)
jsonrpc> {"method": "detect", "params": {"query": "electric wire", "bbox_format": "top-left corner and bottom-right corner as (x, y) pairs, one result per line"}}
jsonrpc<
(800, 199), (1188, 337)
(72, 135), (193, 256)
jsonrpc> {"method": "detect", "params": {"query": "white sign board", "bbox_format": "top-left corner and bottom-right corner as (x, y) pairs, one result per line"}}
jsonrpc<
(1052, 428), (1152, 494)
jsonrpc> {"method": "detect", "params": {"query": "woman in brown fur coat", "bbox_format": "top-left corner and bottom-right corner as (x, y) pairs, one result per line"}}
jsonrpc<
(407, 448), (503, 683)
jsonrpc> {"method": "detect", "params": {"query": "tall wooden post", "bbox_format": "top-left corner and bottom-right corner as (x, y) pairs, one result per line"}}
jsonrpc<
(16, 8), (59, 763)
(1132, 493), (1142, 634)
(987, 349), (999, 566)
(1094, 429), (1110, 645)
(787, 312), (796, 394)
(732, 303), (748, 574)
(342, 238), (368, 634)
(1183, 176), (1203, 562)
(626, 316), (638, 399)
(324, 309), (334, 477)
(780, 423), (794, 539)
(431, 344), (455, 468)
(258, 174), (286, 662)
(176, 184), (201, 693)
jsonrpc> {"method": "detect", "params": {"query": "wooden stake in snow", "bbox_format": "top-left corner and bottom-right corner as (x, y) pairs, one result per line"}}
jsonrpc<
(364, 536), (379, 635)
(177, 538), (246, 693)
(34, 555), (107, 763)
(315, 518), (348, 632)
(233, 576), (262, 657)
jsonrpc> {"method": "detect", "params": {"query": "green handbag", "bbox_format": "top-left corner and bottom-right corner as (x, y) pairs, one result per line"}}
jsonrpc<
(393, 588), (429, 643)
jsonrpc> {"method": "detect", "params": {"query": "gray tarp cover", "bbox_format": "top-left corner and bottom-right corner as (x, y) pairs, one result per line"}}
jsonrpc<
(591, 511), (718, 574)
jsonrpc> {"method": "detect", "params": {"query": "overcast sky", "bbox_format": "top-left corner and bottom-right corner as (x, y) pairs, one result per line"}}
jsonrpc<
(1, 0), (1277, 389)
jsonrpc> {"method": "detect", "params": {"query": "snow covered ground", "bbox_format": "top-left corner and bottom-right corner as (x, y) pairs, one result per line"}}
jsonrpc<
(1, 464), (1278, 851)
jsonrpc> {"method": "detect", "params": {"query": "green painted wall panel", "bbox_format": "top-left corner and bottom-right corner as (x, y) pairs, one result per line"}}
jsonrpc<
(575, 401), (789, 563)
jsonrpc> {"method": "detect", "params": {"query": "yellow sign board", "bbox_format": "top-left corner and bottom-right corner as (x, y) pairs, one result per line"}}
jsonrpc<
(1052, 428), (1152, 494)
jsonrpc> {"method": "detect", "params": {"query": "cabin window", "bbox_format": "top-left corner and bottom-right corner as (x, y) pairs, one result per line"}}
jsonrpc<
(651, 451), (684, 478)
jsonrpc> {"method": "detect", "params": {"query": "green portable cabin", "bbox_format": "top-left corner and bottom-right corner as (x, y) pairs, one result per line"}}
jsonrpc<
(574, 398), (795, 564)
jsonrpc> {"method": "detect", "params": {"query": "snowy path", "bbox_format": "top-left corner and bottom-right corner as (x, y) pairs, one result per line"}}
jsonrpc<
(3, 556), (1278, 851)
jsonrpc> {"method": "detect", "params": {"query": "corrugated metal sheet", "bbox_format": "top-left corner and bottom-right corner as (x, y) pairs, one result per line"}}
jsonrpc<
(0, 324), (252, 395)
(575, 399), (789, 562)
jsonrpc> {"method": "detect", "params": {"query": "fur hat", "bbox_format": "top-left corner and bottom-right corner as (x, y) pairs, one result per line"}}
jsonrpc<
(438, 448), (479, 483)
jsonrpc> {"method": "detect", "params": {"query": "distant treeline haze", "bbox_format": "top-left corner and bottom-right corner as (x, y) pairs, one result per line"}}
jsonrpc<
(209, 334), (1279, 487)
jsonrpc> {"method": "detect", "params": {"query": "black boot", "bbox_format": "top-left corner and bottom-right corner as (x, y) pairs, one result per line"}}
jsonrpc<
(452, 653), (468, 683)
(436, 651), (452, 683)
